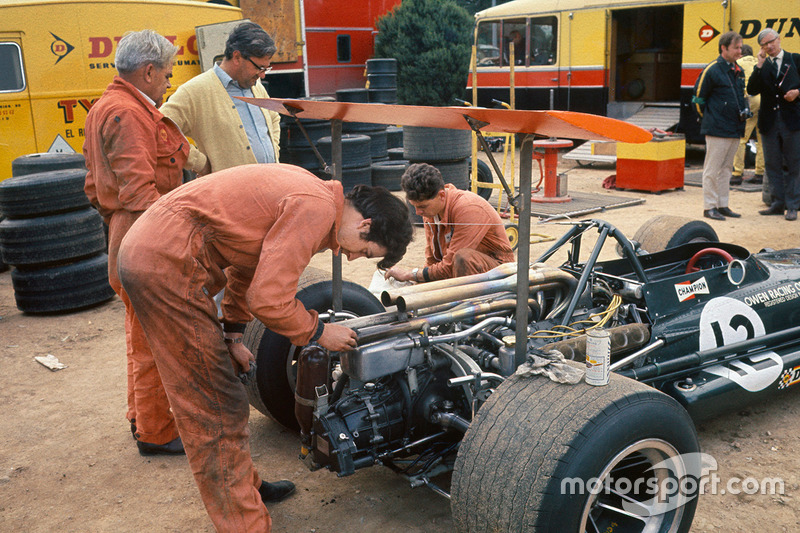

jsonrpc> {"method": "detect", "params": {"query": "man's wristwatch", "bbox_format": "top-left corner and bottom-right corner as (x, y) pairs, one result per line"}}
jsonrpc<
(412, 268), (419, 282)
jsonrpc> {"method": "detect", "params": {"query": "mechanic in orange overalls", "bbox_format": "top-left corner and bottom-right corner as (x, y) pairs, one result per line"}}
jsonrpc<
(117, 164), (413, 531)
(83, 29), (188, 455)
(385, 162), (515, 283)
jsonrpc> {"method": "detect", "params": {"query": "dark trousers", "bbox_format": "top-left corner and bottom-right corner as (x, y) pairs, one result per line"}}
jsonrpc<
(762, 114), (800, 209)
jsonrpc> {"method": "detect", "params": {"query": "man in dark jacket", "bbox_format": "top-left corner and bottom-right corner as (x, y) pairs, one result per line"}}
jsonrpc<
(693, 31), (747, 221)
(747, 28), (800, 221)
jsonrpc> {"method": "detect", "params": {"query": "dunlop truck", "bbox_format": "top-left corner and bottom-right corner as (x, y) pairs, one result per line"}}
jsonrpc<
(0, 0), (244, 180)
(468, 0), (800, 141)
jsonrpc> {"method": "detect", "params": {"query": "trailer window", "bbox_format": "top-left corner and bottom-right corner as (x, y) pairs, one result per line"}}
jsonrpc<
(0, 42), (25, 92)
(476, 16), (557, 68)
(337, 35), (351, 63)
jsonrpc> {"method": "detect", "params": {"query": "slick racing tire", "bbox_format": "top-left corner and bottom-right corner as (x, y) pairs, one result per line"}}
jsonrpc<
(623, 215), (718, 256)
(451, 371), (699, 533)
(243, 267), (385, 431)
(471, 159), (493, 200)
(403, 126), (471, 162)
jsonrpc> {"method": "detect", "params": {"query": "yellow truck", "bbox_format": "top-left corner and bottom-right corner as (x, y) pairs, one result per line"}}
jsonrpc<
(0, 0), (243, 180)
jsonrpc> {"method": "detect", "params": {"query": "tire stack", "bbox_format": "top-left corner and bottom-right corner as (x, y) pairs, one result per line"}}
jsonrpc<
(366, 59), (398, 105)
(403, 127), (472, 190)
(278, 97), (333, 173)
(0, 153), (114, 314)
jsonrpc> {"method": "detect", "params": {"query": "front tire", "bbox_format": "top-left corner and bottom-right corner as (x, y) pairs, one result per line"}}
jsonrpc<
(451, 371), (699, 533)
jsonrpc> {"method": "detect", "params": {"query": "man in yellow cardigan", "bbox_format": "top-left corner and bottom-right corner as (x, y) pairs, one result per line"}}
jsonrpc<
(161, 22), (281, 175)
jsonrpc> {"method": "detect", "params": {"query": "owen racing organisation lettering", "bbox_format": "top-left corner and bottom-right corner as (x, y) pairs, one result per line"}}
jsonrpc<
(743, 282), (800, 308)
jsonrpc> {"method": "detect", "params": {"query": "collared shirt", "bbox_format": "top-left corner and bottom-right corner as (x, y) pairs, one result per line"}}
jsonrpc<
(773, 49), (785, 72)
(213, 63), (275, 164)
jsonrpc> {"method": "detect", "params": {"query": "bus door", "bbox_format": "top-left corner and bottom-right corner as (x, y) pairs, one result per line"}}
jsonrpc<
(608, 5), (685, 112)
(0, 36), (36, 180)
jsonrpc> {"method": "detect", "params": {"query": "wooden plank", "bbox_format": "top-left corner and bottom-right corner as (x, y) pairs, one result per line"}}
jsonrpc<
(239, 97), (653, 143)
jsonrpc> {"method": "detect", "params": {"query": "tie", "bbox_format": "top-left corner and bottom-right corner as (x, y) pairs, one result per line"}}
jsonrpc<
(771, 57), (779, 79)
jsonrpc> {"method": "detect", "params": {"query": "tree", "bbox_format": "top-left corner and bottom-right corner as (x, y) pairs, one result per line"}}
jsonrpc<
(375, 0), (474, 107)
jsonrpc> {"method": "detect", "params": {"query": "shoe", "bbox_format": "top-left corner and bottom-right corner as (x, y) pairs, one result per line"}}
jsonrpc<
(259, 480), (296, 503)
(730, 175), (742, 185)
(717, 207), (741, 218)
(749, 174), (763, 184)
(759, 202), (785, 216)
(703, 208), (725, 221)
(786, 209), (798, 221)
(130, 419), (137, 440)
(137, 436), (185, 456)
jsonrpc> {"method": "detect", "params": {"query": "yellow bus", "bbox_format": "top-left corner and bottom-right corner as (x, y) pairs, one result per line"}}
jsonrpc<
(469, 0), (800, 141)
(0, 0), (243, 180)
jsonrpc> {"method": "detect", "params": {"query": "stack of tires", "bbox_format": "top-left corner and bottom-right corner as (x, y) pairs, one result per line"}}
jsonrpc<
(0, 153), (114, 314)
(316, 134), (372, 193)
(366, 58), (397, 104)
(278, 97), (333, 173)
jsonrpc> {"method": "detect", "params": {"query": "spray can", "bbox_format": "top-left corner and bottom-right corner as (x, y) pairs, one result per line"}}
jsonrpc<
(585, 327), (610, 386)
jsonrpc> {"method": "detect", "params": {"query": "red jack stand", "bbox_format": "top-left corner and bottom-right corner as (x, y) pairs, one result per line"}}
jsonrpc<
(532, 138), (573, 203)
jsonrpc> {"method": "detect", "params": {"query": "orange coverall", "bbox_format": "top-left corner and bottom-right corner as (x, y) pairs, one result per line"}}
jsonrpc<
(83, 76), (189, 445)
(423, 184), (515, 280)
(117, 164), (344, 531)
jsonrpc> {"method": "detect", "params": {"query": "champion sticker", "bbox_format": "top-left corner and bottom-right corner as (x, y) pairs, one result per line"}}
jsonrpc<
(675, 277), (709, 302)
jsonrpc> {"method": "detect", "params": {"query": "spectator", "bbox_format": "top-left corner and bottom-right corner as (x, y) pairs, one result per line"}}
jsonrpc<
(161, 22), (281, 175)
(692, 31), (747, 221)
(747, 28), (800, 221)
(731, 43), (764, 185)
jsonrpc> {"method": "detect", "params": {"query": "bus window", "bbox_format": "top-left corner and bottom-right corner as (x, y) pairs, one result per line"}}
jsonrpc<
(530, 17), (556, 65)
(476, 21), (502, 66)
(503, 19), (526, 66)
(0, 42), (25, 92)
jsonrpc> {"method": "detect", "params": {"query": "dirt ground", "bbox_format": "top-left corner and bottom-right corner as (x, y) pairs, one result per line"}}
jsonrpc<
(2, 149), (800, 532)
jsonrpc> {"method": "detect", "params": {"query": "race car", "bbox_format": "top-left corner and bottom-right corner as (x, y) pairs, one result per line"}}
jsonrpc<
(242, 214), (800, 533)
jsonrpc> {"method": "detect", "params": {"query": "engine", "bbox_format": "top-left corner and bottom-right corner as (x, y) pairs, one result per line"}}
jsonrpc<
(298, 262), (652, 482)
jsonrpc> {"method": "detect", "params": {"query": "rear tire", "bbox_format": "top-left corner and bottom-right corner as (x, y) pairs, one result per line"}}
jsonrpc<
(451, 372), (699, 533)
(243, 268), (385, 431)
(629, 215), (718, 255)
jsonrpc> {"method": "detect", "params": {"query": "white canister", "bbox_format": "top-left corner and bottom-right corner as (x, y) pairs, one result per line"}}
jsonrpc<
(585, 327), (610, 386)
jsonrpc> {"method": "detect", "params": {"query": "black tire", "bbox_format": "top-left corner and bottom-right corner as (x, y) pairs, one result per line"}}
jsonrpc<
(0, 169), (90, 219)
(368, 88), (397, 104)
(11, 253), (115, 314)
(243, 268), (385, 430)
(0, 208), (106, 267)
(317, 134), (372, 169)
(336, 88), (369, 103)
(404, 126), (471, 162)
(386, 126), (403, 149)
(364, 128), (388, 160)
(280, 119), (331, 148)
(279, 145), (323, 171)
(630, 215), (719, 255)
(365, 58), (397, 74)
(0, 220), (6, 272)
(470, 159), (493, 200)
(429, 159), (469, 190)
(367, 73), (397, 89)
(371, 160), (408, 191)
(11, 152), (86, 177)
(340, 165), (372, 193)
(452, 372), (699, 533)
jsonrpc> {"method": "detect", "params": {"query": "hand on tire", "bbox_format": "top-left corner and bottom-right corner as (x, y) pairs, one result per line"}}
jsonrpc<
(317, 323), (358, 352)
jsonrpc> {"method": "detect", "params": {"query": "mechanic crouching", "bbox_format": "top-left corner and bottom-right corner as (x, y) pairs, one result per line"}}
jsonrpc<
(117, 163), (412, 531)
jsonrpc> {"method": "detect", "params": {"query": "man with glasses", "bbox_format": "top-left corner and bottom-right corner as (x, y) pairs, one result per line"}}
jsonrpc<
(161, 22), (281, 175)
(747, 28), (800, 221)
